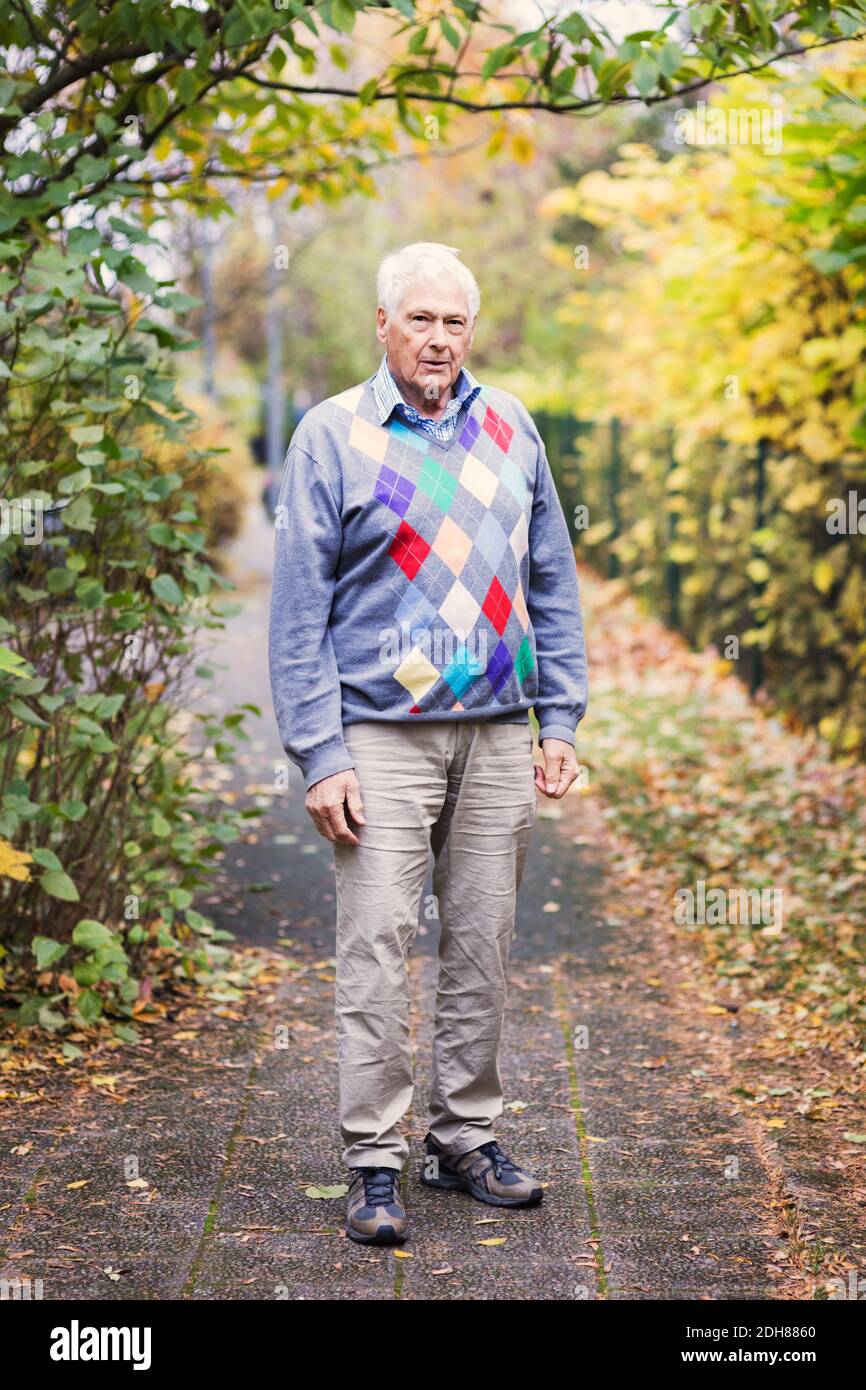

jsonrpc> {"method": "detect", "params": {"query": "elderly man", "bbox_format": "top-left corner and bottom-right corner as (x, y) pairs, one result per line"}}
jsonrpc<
(268, 241), (588, 1246)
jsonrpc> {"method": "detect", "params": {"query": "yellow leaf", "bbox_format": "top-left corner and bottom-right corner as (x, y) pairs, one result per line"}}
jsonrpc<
(0, 838), (32, 882)
(812, 558), (835, 595)
(766, 1118), (787, 1129)
(783, 481), (823, 513)
(486, 127), (507, 158)
(510, 131), (535, 164)
(66, 1179), (91, 1189)
(393, 1248), (413, 1258)
(477, 1237), (507, 1246)
(796, 418), (836, 463)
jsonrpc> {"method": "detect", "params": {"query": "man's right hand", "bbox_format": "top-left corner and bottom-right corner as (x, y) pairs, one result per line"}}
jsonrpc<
(305, 768), (366, 846)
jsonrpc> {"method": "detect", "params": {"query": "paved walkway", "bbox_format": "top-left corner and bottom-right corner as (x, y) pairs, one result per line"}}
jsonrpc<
(1, 500), (860, 1300)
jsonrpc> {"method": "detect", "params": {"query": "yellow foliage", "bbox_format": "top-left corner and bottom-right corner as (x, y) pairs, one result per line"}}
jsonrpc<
(510, 131), (535, 164)
(0, 839), (32, 882)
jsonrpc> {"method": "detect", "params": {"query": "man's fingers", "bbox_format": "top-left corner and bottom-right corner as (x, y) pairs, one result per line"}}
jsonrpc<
(325, 799), (360, 846)
(345, 778), (366, 826)
(309, 806), (337, 842)
(543, 753), (564, 795)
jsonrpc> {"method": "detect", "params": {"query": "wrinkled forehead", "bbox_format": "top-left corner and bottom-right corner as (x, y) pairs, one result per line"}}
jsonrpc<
(394, 276), (471, 319)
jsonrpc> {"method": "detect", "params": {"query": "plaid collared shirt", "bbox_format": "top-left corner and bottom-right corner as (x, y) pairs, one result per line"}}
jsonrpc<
(370, 353), (482, 444)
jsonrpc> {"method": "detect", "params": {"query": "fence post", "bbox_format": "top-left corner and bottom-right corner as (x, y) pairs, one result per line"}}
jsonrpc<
(608, 416), (622, 578)
(664, 426), (681, 629)
(749, 437), (768, 695)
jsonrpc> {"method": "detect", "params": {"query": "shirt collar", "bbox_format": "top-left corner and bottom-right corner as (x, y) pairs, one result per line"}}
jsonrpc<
(371, 353), (481, 430)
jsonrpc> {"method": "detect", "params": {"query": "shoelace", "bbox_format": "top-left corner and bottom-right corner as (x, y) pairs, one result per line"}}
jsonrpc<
(356, 1166), (399, 1206)
(477, 1140), (521, 1180)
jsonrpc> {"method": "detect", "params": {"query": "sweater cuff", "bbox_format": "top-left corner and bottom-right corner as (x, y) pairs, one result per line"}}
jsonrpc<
(300, 739), (356, 792)
(537, 715), (576, 747)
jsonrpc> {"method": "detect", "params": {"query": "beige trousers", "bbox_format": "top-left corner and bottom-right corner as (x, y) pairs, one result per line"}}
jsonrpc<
(333, 719), (538, 1170)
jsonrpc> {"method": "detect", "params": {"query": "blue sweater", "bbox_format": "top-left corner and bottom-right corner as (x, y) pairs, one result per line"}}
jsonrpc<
(268, 367), (589, 789)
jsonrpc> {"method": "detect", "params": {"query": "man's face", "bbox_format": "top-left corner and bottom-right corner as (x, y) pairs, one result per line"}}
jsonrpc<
(376, 276), (475, 409)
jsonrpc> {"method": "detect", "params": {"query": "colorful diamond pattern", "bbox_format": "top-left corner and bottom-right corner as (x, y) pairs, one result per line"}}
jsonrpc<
(375, 464), (415, 518)
(346, 388), (539, 714)
(418, 456), (458, 512)
(390, 520), (430, 580)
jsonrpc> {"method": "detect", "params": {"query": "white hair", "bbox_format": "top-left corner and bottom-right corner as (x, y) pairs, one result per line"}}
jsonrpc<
(376, 241), (480, 322)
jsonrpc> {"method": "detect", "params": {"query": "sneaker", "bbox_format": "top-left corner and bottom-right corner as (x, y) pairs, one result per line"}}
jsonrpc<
(420, 1133), (543, 1208)
(345, 1165), (408, 1244)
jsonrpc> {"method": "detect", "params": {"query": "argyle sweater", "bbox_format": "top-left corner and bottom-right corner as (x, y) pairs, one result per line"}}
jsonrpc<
(268, 372), (588, 790)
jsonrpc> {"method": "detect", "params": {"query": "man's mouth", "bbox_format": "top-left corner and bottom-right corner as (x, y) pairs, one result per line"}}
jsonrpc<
(421, 360), (448, 369)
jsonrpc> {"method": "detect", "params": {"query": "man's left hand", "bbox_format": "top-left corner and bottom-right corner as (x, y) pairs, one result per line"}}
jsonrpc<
(534, 737), (579, 799)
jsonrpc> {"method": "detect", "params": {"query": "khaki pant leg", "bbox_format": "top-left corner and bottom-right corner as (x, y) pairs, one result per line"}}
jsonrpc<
(427, 721), (537, 1154)
(333, 722), (448, 1170)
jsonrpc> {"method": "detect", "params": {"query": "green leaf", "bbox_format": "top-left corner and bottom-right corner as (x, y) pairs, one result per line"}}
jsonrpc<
(632, 51), (658, 97)
(38, 1006), (68, 1033)
(9, 699), (49, 728)
(330, 0), (356, 34)
(72, 919), (114, 950)
(439, 16), (461, 49)
(74, 716), (103, 736)
(113, 1024), (140, 1044)
(75, 989), (103, 1023)
(31, 847), (64, 872)
(151, 574), (185, 606)
(482, 43), (517, 80)
(63, 494), (95, 532)
(0, 646), (32, 678)
(40, 869), (80, 902)
(46, 567), (77, 594)
(409, 25), (428, 53)
(70, 425), (104, 446)
(32, 936), (69, 970)
(657, 39), (682, 77)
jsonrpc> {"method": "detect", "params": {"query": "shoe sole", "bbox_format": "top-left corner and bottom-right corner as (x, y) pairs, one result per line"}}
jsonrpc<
(346, 1222), (409, 1246)
(420, 1170), (543, 1208)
